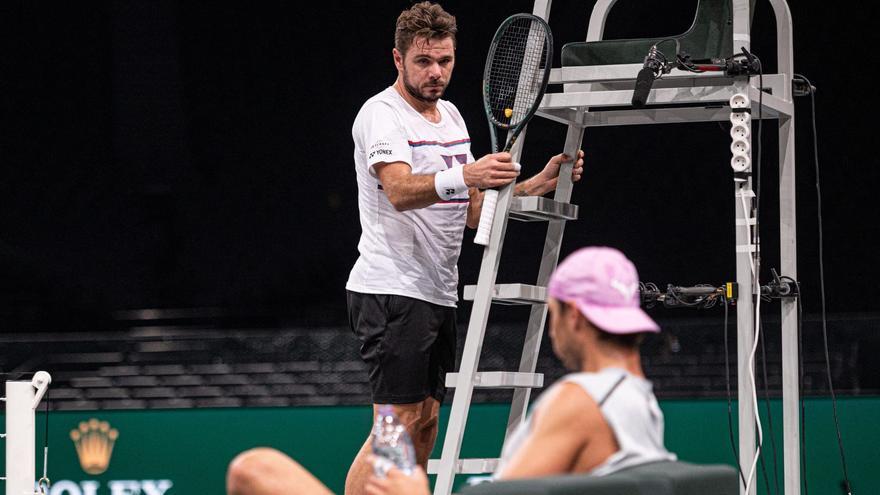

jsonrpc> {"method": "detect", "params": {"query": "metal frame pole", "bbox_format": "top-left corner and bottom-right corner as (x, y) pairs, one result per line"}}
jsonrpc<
(766, 1), (799, 493)
(734, 177), (757, 495)
(779, 110), (799, 495)
(5, 381), (37, 495)
(731, 2), (758, 493)
(4, 372), (51, 495)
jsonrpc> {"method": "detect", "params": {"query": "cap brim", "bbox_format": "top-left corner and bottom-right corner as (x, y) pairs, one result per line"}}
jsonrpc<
(577, 303), (660, 334)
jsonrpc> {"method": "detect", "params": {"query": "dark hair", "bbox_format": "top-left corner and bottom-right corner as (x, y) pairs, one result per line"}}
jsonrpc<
(395, 2), (457, 55)
(558, 300), (645, 349)
(595, 329), (646, 349)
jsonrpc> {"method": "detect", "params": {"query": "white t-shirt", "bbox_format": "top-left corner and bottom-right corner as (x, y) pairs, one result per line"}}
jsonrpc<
(346, 86), (474, 307)
(496, 367), (676, 477)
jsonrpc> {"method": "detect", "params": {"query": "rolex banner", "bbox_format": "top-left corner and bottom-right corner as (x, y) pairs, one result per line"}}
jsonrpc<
(0, 407), (379, 495)
(2, 400), (877, 494)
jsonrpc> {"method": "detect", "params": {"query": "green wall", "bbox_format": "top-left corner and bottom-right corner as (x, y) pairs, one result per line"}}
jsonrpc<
(1, 398), (877, 494)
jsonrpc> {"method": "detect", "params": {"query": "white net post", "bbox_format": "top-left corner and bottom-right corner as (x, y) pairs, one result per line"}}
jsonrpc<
(3, 372), (51, 495)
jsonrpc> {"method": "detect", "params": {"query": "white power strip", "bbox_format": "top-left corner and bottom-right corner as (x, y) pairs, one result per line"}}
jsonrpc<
(730, 93), (752, 174)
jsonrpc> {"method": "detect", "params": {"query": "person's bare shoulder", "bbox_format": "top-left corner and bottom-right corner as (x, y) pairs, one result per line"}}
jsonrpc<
(533, 381), (604, 435)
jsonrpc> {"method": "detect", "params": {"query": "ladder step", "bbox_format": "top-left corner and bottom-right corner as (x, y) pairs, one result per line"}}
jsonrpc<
(446, 371), (543, 389)
(427, 458), (499, 475)
(462, 283), (546, 305)
(509, 196), (578, 222)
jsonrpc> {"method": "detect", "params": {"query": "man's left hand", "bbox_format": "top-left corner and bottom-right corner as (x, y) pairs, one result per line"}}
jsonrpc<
(494, 149), (586, 202)
(539, 150), (584, 184)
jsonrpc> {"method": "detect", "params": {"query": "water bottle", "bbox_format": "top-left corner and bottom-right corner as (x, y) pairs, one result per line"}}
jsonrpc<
(371, 405), (417, 478)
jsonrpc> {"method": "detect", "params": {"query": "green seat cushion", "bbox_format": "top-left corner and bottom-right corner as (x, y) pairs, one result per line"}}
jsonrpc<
(459, 461), (738, 495)
(561, 38), (680, 67)
(561, 0), (733, 67)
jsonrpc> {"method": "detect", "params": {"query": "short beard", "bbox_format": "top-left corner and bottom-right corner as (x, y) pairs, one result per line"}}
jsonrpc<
(402, 72), (444, 103)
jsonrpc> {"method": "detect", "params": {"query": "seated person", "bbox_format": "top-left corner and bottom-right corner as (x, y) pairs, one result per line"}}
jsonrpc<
(228, 247), (675, 495)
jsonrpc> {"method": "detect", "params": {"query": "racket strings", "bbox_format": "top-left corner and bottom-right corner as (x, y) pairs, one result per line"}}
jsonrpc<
(487, 18), (549, 127)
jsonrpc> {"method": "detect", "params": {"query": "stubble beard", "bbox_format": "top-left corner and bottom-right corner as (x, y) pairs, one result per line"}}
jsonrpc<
(402, 69), (446, 103)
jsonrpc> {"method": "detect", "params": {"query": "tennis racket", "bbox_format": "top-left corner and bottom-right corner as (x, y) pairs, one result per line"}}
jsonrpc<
(473, 13), (553, 246)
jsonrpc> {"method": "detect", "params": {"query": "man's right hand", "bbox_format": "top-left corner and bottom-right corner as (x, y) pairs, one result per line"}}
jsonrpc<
(463, 152), (520, 189)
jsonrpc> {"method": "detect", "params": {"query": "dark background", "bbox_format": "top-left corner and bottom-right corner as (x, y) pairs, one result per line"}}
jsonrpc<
(2, 1), (877, 330)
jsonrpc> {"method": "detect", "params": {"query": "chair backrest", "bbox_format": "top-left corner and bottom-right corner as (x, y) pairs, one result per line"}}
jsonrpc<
(678, 0), (733, 60)
(560, 0), (745, 67)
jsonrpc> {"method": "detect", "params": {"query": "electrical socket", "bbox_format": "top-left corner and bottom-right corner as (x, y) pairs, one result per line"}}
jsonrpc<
(730, 124), (750, 140)
(731, 154), (751, 172)
(730, 111), (750, 125)
(730, 93), (750, 108)
(731, 139), (750, 156)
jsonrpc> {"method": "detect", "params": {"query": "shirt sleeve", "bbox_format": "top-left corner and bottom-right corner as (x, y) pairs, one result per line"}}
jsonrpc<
(358, 102), (412, 177)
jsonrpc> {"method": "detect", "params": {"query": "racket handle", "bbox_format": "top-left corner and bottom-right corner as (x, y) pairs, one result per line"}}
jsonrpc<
(474, 189), (499, 246)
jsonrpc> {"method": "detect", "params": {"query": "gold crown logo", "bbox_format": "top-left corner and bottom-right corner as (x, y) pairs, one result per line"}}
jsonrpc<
(69, 418), (119, 475)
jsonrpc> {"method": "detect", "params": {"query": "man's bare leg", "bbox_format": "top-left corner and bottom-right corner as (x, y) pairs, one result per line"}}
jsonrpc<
(345, 400), (438, 495)
(226, 447), (332, 495)
(413, 397), (440, 466)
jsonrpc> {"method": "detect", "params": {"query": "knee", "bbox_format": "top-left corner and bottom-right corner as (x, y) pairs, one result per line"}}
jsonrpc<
(226, 447), (285, 495)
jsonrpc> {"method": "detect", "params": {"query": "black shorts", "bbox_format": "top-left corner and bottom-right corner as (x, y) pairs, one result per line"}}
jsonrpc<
(347, 290), (457, 404)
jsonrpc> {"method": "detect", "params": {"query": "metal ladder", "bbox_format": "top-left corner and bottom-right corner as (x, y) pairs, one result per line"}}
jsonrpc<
(430, 2), (798, 495)
(428, 122), (582, 493)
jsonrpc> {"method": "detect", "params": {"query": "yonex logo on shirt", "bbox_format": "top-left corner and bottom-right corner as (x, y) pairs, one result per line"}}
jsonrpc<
(369, 149), (393, 159)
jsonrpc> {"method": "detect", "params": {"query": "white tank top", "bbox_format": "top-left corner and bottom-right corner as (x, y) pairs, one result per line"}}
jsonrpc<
(496, 367), (676, 477)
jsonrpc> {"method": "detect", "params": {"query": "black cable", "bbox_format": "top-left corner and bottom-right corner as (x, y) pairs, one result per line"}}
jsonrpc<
(652, 38), (681, 74)
(788, 278), (810, 495)
(722, 294), (747, 488)
(759, 439), (772, 495)
(795, 73), (853, 495)
(755, 63), (764, 277)
(675, 53), (705, 73)
(696, 284), (719, 309)
(41, 387), (51, 491)
(760, 319), (781, 494)
(669, 289), (700, 307)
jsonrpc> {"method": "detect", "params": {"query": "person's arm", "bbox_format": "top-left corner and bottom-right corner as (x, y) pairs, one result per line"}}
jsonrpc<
(495, 382), (603, 479)
(465, 187), (481, 229)
(465, 150), (585, 228)
(514, 150), (585, 197)
(376, 153), (519, 212)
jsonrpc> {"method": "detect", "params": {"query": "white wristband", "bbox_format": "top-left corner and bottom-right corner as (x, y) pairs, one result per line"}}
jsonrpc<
(434, 166), (468, 201)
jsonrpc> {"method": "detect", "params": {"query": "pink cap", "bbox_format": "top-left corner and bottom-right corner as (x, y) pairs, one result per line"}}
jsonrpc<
(548, 247), (659, 334)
